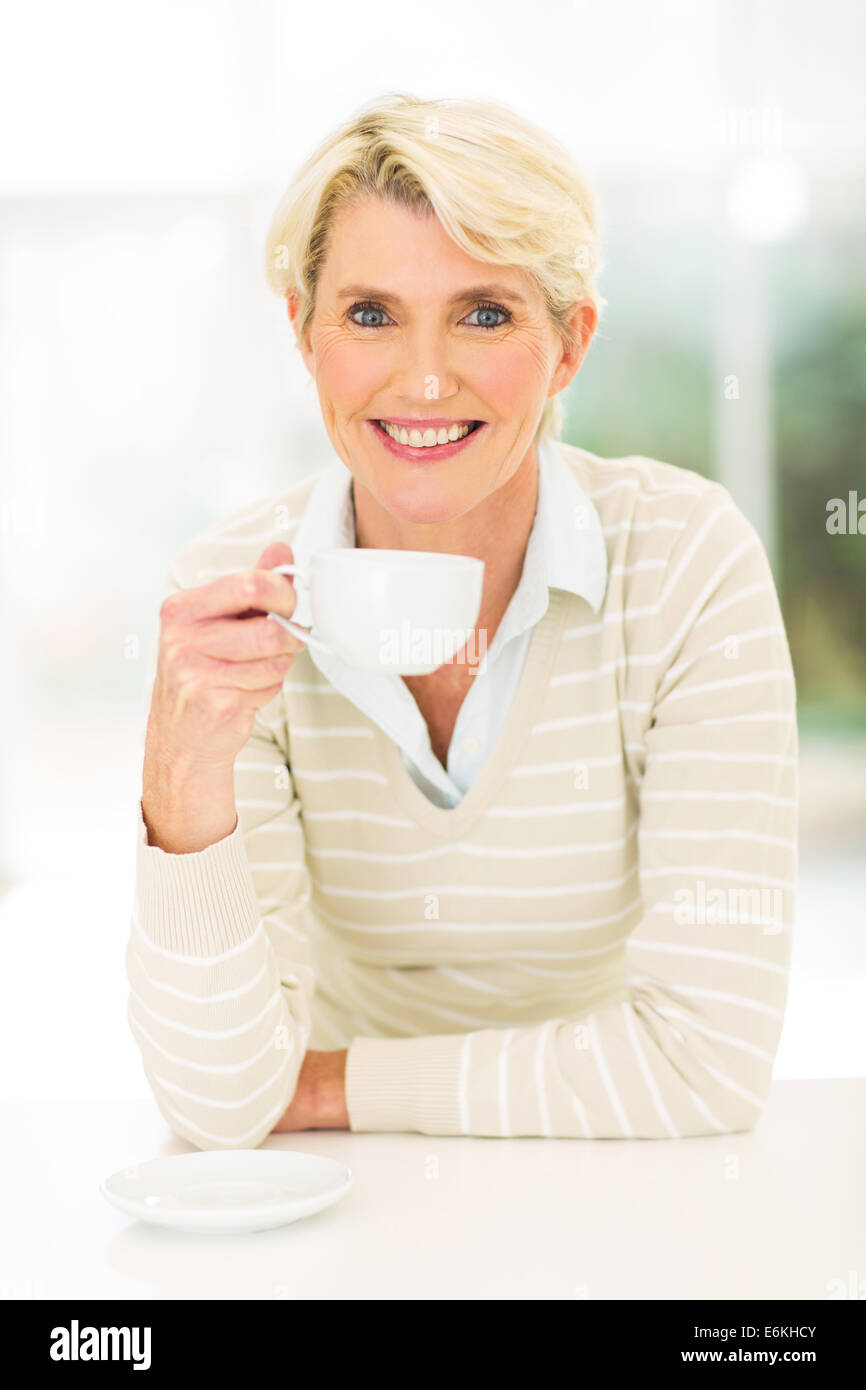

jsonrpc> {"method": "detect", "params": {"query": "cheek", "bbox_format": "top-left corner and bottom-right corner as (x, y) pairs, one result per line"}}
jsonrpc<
(315, 336), (384, 407)
(469, 339), (551, 408)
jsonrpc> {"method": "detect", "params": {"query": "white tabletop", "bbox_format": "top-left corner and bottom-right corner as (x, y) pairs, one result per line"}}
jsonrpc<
(2, 1080), (863, 1301)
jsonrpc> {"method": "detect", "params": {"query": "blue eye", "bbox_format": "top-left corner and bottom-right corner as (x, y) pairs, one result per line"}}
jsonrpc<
(465, 302), (510, 329)
(349, 302), (393, 328)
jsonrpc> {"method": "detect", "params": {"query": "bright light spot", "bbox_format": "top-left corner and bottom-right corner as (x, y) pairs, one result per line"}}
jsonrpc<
(726, 155), (809, 244)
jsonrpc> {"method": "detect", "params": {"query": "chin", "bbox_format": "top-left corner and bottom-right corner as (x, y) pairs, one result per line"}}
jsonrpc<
(370, 474), (477, 527)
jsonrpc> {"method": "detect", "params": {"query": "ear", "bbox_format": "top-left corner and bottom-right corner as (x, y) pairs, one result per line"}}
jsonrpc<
(287, 291), (315, 376)
(547, 301), (598, 398)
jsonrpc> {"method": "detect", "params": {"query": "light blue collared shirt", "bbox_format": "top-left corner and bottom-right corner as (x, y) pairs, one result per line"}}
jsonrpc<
(287, 436), (608, 808)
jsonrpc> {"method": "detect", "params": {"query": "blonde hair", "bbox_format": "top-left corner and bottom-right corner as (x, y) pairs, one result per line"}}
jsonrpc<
(265, 92), (605, 440)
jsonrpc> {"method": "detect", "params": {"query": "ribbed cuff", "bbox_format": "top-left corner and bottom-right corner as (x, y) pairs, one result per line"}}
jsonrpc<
(344, 1031), (468, 1134)
(133, 799), (261, 956)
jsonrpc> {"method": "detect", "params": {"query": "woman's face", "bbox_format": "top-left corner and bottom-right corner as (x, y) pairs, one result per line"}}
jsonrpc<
(292, 194), (594, 526)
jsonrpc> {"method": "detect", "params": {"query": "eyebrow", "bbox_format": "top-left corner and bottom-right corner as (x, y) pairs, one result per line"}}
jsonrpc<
(335, 283), (529, 307)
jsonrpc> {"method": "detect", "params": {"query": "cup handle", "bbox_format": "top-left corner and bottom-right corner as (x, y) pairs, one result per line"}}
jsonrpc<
(266, 563), (332, 655)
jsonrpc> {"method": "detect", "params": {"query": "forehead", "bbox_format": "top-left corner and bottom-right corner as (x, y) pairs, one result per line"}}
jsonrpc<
(320, 194), (536, 303)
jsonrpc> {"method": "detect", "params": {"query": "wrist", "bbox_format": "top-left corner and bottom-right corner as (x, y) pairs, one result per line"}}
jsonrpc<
(141, 755), (238, 854)
(312, 1049), (350, 1129)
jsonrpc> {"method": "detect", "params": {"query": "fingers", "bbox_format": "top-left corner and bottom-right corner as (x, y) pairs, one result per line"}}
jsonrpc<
(160, 549), (300, 626)
(185, 614), (307, 663)
(175, 649), (297, 692)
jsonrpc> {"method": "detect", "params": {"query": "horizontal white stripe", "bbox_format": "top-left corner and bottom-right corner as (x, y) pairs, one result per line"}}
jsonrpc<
(641, 789), (796, 806)
(640, 865), (795, 888)
(644, 750), (796, 766)
(314, 866), (639, 901)
(434, 965), (509, 994)
(285, 726), (375, 738)
(151, 1054), (291, 1109)
(651, 903), (792, 931)
(236, 798), (287, 810)
(129, 951), (269, 1003)
(158, 1093), (289, 1146)
(127, 1007), (301, 1074)
(302, 809), (416, 827)
(128, 985), (281, 1038)
(290, 768), (389, 783)
(691, 713), (794, 726)
(487, 796), (629, 817)
(628, 939), (789, 976)
(660, 1006), (776, 1062)
(546, 626), (782, 682)
(315, 900), (641, 935)
(248, 861), (306, 871)
(662, 670), (793, 703)
(560, 580), (778, 640)
(640, 827), (796, 849)
(664, 626), (786, 679)
(131, 913), (263, 966)
(305, 825), (637, 863)
(630, 978), (784, 1020)
(588, 478), (704, 500)
(601, 518), (686, 535)
(692, 581), (777, 630)
(513, 754), (623, 775)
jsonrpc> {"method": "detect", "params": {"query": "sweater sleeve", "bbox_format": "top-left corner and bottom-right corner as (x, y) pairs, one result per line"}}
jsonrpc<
(344, 491), (798, 1137)
(125, 571), (316, 1151)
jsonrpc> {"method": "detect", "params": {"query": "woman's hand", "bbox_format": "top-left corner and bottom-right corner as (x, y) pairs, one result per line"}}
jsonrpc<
(145, 542), (306, 776)
(272, 1050), (350, 1132)
(141, 542), (308, 852)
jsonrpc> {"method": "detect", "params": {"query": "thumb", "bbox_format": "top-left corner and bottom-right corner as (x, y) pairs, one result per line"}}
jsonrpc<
(255, 542), (296, 571)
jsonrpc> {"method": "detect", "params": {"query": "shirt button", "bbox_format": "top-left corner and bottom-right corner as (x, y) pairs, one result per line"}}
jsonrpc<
(462, 736), (480, 754)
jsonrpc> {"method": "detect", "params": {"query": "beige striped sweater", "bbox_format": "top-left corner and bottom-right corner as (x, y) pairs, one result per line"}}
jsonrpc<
(127, 440), (798, 1145)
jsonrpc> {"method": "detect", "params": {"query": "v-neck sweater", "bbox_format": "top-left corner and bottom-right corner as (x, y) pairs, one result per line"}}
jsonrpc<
(126, 441), (798, 1145)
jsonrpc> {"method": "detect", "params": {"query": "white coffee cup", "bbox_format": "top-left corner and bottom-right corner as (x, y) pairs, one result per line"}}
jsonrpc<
(267, 549), (485, 676)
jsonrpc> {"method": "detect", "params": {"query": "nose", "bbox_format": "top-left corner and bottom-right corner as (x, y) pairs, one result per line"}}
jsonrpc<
(389, 322), (460, 406)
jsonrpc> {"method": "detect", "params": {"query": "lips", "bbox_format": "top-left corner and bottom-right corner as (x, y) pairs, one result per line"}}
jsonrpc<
(367, 417), (486, 461)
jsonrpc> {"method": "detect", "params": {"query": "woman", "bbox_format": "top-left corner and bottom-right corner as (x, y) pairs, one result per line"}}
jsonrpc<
(129, 93), (797, 1146)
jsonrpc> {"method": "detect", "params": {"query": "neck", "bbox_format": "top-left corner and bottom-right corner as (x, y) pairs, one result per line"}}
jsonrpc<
(352, 443), (540, 651)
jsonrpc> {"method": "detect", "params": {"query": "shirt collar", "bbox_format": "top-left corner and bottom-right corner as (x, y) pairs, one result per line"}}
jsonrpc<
(288, 434), (607, 635)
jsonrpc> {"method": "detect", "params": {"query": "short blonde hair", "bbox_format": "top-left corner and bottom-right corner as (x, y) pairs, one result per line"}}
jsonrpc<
(265, 92), (605, 440)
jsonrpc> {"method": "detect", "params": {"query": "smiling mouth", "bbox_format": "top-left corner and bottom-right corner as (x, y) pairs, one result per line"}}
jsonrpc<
(374, 420), (483, 448)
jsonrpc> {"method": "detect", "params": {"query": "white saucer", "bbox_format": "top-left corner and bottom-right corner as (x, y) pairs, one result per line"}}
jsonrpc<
(101, 1149), (353, 1234)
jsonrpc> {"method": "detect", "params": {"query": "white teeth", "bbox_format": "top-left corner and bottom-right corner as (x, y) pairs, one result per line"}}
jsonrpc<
(379, 421), (473, 447)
